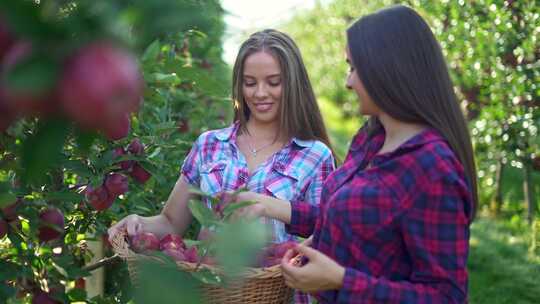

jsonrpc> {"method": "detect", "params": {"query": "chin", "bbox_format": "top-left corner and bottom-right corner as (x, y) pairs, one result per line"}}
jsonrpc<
(250, 113), (279, 124)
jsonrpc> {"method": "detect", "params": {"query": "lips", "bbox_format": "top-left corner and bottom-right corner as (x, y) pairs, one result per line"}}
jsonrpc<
(253, 102), (273, 112)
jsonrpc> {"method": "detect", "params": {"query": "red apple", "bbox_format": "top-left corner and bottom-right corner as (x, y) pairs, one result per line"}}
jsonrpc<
(104, 173), (129, 196)
(130, 163), (151, 184)
(103, 113), (130, 141)
(127, 138), (144, 155)
(0, 17), (15, 61)
(184, 246), (198, 263)
(200, 59), (212, 70)
(270, 241), (297, 259)
(130, 232), (160, 253)
(159, 234), (186, 251)
(112, 147), (133, 171)
(162, 248), (186, 262)
(1, 198), (20, 222)
(31, 290), (61, 304)
(59, 42), (143, 130)
(0, 218), (7, 238)
(177, 119), (189, 133)
(74, 278), (85, 290)
(533, 156), (540, 171)
(38, 208), (65, 242)
(85, 185), (114, 211)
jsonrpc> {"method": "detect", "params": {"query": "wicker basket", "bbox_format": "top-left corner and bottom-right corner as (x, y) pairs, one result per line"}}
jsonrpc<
(110, 230), (294, 304)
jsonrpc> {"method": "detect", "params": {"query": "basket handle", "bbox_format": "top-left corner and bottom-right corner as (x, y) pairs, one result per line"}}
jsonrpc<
(110, 228), (134, 259)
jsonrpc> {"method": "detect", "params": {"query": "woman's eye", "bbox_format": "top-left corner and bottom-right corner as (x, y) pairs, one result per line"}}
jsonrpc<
(244, 82), (256, 87)
(269, 81), (281, 87)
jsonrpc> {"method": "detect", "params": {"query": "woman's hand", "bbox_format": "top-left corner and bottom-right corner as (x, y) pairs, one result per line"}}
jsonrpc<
(108, 214), (144, 242)
(226, 191), (267, 220)
(281, 244), (345, 292)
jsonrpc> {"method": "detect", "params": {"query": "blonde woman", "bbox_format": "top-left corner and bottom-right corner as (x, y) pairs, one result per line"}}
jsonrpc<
(109, 29), (335, 303)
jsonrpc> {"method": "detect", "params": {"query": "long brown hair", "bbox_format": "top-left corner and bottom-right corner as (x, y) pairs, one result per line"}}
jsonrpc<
(232, 29), (333, 152)
(347, 5), (478, 218)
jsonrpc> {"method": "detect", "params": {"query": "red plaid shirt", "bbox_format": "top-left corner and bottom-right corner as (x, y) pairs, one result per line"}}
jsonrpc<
(287, 123), (472, 303)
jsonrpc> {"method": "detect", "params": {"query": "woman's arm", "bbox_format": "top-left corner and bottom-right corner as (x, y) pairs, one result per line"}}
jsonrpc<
(108, 175), (194, 240)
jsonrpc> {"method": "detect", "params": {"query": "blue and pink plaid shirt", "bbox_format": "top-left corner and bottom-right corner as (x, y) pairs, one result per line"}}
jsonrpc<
(181, 122), (335, 244)
(287, 122), (472, 303)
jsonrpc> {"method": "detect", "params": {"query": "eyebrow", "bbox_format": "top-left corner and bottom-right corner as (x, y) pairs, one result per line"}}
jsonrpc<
(243, 74), (281, 79)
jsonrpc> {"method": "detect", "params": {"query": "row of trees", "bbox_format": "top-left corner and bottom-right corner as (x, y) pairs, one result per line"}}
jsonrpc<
(285, 0), (539, 223)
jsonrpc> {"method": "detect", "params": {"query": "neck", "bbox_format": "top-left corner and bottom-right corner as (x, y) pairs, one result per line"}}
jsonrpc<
(245, 119), (281, 141)
(377, 113), (427, 148)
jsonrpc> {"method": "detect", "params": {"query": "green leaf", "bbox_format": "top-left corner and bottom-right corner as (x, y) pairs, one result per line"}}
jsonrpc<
(190, 268), (222, 285)
(148, 72), (180, 85)
(0, 261), (20, 281)
(0, 192), (17, 209)
(0, 282), (16, 302)
(64, 160), (92, 179)
(21, 119), (70, 185)
(67, 288), (87, 302)
(4, 54), (59, 94)
(188, 199), (217, 226)
(142, 40), (161, 62)
(214, 220), (268, 279)
(74, 128), (98, 156)
(222, 200), (258, 220)
(43, 191), (84, 203)
(135, 259), (202, 303)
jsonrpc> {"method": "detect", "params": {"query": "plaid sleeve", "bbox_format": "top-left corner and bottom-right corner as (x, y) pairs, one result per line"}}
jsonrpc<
(180, 133), (205, 186)
(336, 173), (471, 303)
(285, 150), (334, 238)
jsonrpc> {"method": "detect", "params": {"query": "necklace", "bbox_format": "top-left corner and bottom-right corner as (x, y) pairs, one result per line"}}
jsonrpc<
(246, 134), (275, 157)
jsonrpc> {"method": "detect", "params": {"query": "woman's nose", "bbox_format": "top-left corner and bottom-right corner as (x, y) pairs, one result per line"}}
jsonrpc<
(254, 84), (269, 98)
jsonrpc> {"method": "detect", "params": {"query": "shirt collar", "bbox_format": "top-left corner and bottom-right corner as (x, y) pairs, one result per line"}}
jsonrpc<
(290, 137), (313, 148)
(215, 122), (239, 142)
(351, 122), (445, 154)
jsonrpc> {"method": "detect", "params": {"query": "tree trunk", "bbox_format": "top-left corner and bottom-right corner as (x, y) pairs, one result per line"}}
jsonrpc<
(523, 163), (536, 224)
(491, 160), (505, 216)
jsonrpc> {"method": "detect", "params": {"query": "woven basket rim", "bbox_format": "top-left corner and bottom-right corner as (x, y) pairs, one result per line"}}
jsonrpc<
(110, 229), (284, 279)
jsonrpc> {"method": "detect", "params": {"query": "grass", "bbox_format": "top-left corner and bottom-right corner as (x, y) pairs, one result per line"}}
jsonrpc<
(469, 218), (540, 304)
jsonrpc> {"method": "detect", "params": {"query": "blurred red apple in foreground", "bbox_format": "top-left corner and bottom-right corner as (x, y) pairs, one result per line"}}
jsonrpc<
(59, 42), (143, 130)
(0, 17), (15, 61)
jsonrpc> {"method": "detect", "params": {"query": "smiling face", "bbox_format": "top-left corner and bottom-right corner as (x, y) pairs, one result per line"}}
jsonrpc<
(242, 51), (283, 125)
(345, 45), (381, 116)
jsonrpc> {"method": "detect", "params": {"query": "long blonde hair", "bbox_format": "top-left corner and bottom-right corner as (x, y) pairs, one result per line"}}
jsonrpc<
(232, 29), (333, 151)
